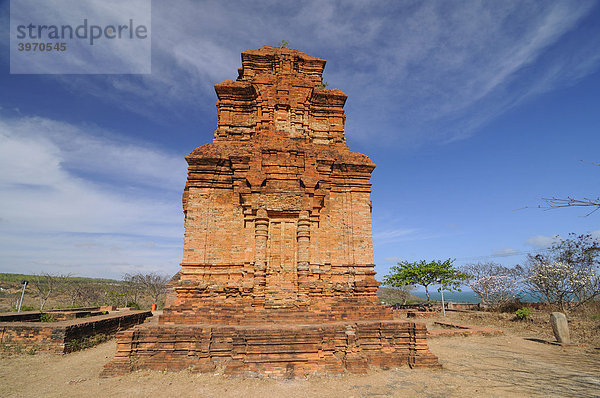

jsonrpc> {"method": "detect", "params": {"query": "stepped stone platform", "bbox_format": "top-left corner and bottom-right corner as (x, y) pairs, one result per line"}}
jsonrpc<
(102, 321), (438, 378)
(102, 46), (440, 377)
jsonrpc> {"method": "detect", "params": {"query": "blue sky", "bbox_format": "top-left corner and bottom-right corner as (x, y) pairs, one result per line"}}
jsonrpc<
(1, 0), (599, 280)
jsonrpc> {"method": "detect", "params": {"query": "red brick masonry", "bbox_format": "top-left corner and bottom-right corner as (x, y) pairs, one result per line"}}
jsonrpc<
(102, 321), (439, 378)
(102, 46), (440, 377)
(406, 311), (437, 318)
(0, 310), (152, 354)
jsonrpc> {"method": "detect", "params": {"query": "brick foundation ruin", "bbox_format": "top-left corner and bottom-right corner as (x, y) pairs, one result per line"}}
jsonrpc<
(0, 309), (152, 354)
(102, 46), (440, 377)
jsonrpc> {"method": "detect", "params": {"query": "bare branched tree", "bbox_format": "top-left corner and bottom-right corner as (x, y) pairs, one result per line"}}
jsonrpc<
(62, 280), (105, 307)
(123, 273), (144, 304)
(123, 272), (169, 306)
(523, 233), (600, 311)
(63, 279), (83, 307)
(462, 262), (522, 309)
(32, 272), (69, 311)
(536, 161), (599, 216)
(105, 283), (130, 307)
(538, 196), (600, 216)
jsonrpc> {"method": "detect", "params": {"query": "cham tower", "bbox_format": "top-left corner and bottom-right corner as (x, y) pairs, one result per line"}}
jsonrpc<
(103, 46), (440, 377)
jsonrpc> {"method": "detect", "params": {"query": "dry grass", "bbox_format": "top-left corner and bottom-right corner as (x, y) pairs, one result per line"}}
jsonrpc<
(1, 307), (599, 397)
(427, 306), (600, 347)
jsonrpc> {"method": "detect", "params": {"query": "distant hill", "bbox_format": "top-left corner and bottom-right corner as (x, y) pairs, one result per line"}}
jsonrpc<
(377, 287), (425, 305)
(0, 273), (119, 286)
(0, 273), (150, 312)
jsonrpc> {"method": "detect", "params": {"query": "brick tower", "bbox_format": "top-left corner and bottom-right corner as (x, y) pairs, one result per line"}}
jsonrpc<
(102, 46), (439, 377)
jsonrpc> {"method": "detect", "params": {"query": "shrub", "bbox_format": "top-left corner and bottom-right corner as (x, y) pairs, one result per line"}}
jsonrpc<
(39, 313), (55, 322)
(515, 307), (532, 321)
(65, 333), (109, 352)
(126, 301), (140, 310)
(497, 298), (526, 313)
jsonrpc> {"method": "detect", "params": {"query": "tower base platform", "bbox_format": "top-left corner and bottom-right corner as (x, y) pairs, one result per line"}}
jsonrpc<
(101, 320), (440, 378)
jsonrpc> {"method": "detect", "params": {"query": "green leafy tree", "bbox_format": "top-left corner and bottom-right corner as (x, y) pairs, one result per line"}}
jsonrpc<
(383, 259), (468, 302)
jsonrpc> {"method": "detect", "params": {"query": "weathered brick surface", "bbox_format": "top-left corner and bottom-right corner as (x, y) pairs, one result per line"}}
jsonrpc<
(0, 310), (152, 353)
(406, 311), (437, 318)
(0, 311), (42, 322)
(161, 46), (384, 324)
(102, 320), (439, 378)
(103, 46), (440, 377)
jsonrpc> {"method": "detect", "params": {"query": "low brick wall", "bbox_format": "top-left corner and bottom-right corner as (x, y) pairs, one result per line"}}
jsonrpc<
(0, 311), (42, 322)
(0, 310), (152, 354)
(446, 302), (481, 311)
(47, 307), (101, 312)
(0, 307), (106, 323)
(406, 311), (437, 318)
(0, 309), (109, 323)
(51, 310), (108, 321)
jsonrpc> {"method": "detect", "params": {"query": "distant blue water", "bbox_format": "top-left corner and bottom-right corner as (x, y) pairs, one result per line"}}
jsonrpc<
(412, 290), (539, 303)
(412, 291), (480, 303)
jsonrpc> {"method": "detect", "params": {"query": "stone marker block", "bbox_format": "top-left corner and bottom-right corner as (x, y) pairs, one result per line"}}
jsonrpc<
(550, 312), (570, 344)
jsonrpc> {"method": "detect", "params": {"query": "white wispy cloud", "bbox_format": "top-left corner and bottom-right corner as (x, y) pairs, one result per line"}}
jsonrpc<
(3, 1), (596, 143)
(525, 231), (600, 251)
(491, 248), (519, 258)
(1, 1), (599, 279)
(372, 227), (419, 244)
(383, 256), (403, 264)
(338, 0), (600, 145)
(526, 234), (562, 249)
(7, 0), (151, 74)
(0, 114), (187, 277)
(0, 116), (187, 191)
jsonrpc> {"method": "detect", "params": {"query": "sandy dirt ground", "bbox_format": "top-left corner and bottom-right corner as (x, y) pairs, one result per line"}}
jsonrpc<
(2, 323), (599, 398)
